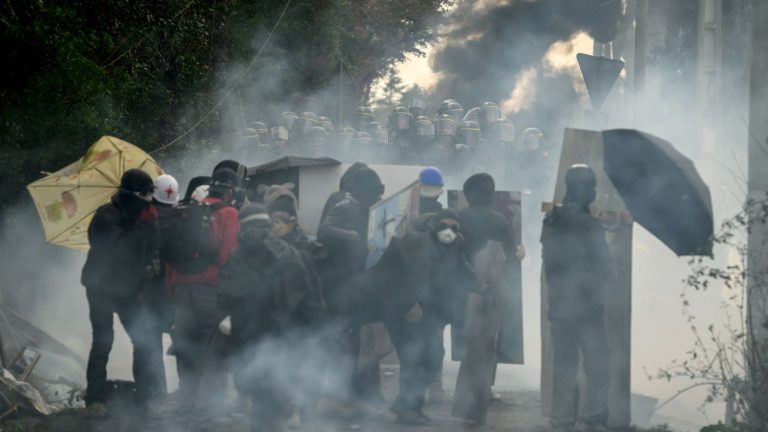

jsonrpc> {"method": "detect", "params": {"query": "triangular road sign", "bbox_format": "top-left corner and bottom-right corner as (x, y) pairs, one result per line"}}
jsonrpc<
(577, 53), (624, 111)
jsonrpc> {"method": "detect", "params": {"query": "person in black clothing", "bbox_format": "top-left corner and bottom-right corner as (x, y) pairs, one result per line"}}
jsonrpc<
(457, 173), (515, 258)
(541, 164), (612, 431)
(81, 169), (159, 417)
(218, 204), (314, 432)
(316, 164), (384, 408)
(381, 210), (474, 425)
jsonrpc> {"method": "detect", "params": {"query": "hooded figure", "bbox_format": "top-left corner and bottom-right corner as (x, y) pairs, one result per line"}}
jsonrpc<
(316, 163), (384, 406)
(457, 173), (515, 257)
(317, 164), (384, 293)
(262, 183), (326, 324)
(218, 204), (315, 432)
(541, 164), (611, 431)
(81, 169), (159, 417)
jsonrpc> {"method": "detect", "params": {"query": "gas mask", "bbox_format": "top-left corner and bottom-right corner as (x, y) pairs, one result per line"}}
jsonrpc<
(436, 228), (457, 245)
(433, 218), (460, 245)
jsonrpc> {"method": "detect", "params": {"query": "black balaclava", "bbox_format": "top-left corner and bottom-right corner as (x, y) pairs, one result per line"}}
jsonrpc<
(347, 167), (384, 208)
(563, 164), (597, 210)
(117, 169), (154, 217)
(463, 173), (495, 206)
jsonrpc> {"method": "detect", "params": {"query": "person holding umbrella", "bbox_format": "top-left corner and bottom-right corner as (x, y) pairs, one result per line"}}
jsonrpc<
(541, 164), (611, 432)
(80, 168), (160, 418)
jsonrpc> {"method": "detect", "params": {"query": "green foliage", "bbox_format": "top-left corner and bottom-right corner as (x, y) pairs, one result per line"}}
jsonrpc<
(0, 0), (449, 211)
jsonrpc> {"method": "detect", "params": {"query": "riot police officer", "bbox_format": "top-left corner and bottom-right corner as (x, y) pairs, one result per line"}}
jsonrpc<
(367, 121), (390, 163)
(337, 127), (357, 162)
(437, 99), (464, 123)
(478, 102), (500, 132)
(389, 106), (413, 163)
(354, 106), (375, 132)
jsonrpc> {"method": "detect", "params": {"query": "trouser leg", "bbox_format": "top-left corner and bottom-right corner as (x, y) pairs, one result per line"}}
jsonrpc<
(172, 284), (202, 400)
(187, 284), (228, 404)
(579, 315), (610, 426)
(388, 318), (443, 413)
(549, 319), (580, 428)
(117, 296), (155, 405)
(430, 326), (445, 392)
(85, 290), (115, 406)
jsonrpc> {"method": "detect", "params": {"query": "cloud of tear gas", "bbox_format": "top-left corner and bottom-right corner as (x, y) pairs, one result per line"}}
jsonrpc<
(429, 0), (623, 106)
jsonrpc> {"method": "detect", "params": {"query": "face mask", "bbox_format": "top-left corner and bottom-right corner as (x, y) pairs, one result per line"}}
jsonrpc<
(436, 228), (457, 244)
(272, 219), (296, 238)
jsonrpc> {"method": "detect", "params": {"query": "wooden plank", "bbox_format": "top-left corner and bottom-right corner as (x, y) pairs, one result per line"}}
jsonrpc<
(452, 241), (506, 424)
(448, 191), (525, 364)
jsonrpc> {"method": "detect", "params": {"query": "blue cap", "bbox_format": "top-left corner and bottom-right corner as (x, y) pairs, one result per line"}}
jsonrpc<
(419, 166), (444, 187)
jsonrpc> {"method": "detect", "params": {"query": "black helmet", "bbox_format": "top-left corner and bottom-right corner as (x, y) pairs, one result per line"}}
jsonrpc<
(120, 169), (154, 193)
(479, 102), (500, 129)
(389, 106), (412, 131)
(353, 131), (373, 146)
(436, 114), (458, 137)
(463, 107), (480, 123)
(488, 117), (515, 144)
(238, 128), (261, 148)
(308, 126), (330, 147)
(409, 96), (427, 117)
(213, 160), (246, 179)
(438, 99), (464, 123)
(338, 127), (357, 147)
(281, 111), (298, 129)
(565, 164), (596, 188)
(318, 116), (335, 132)
(414, 116), (435, 137)
(210, 168), (240, 193)
(521, 127), (544, 150)
(354, 106), (375, 130)
(297, 112), (319, 135)
(367, 122), (388, 145)
(270, 126), (289, 142)
(457, 121), (481, 148)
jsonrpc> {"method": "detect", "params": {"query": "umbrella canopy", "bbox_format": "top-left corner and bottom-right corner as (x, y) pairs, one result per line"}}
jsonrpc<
(602, 129), (713, 256)
(27, 136), (163, 251)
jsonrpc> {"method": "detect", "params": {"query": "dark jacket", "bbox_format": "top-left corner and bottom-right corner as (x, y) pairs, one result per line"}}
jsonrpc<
(342, 232), (477, 327)
(82, 192), (158, 297)
(419, 196), (443, 215)
(280, 224), (327, 323)
(457, 204), (515, 258)
(218, 231), (314, 350)
(317, 192), (369, 297)
(541, 204), (612, 320)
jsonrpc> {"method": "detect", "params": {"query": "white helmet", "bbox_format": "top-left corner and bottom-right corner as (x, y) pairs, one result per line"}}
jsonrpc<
(153, 174), (179, 205)
(191, 184), (210, 203)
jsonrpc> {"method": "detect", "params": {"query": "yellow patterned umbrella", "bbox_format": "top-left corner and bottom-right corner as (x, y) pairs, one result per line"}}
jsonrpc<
(27, 136), (164, 251)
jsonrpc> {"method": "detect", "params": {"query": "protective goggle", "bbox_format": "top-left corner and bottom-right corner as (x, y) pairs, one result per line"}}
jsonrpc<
(133, 189), (154, 202)
(435, 218), (460, 232)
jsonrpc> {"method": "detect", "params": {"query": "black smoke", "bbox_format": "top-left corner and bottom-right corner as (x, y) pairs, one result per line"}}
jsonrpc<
(430, 0), (624, 132)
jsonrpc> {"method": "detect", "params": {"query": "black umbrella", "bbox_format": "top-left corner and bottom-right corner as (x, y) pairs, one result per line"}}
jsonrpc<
(602, 129), (713, 256)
